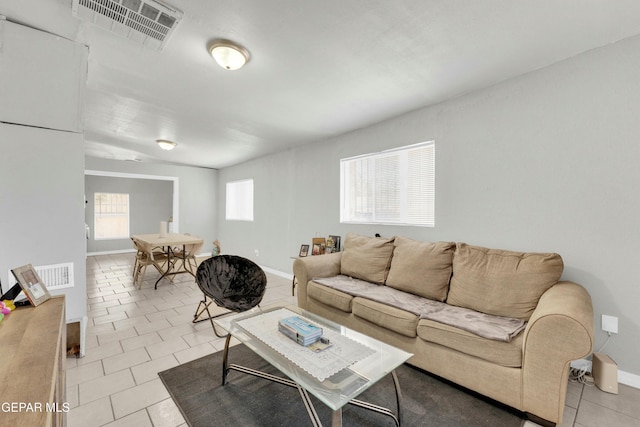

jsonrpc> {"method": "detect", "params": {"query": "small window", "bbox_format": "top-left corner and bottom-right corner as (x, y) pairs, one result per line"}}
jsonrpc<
(340, 141), (435, 227)
(94, 193), (130, 239)
(226, 179), (254, 221)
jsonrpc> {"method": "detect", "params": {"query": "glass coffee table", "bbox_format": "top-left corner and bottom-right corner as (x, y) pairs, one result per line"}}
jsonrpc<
(214, 304), (413, 426)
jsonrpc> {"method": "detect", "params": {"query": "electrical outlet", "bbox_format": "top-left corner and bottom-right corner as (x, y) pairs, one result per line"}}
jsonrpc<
(254, 249), (259, 257)
(602, 315), (618, 334)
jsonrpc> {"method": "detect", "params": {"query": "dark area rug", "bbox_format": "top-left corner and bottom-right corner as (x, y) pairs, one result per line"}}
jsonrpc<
(159, 344), (526, 427)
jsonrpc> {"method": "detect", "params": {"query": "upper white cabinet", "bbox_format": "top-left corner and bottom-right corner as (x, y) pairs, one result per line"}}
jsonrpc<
(0, 18), (87, 132)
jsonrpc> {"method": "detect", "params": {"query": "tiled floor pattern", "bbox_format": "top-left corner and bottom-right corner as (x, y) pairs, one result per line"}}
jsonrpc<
(68, 253), (640, 426)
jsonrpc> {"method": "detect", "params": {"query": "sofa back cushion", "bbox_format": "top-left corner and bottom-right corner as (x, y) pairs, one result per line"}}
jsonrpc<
(386, 237), (455, 301)
(447, 243), (564, 320)
(340, 233), (395, 285)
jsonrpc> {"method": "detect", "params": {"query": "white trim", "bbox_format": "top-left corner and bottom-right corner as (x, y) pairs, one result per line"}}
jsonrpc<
(87, 249), (137, 256)
(260, 265), (294, 281)
(619, 370), (640, 389)
(88, 250), (211, 258)
(341, 140), (434, 162)
(67, 315), (88, 358)
(85, 169), (176, 181)
(84, 170), (180, 232)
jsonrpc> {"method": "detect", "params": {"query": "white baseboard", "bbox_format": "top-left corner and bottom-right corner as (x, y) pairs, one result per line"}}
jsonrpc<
(619, 370), (640, 389)
(87, 249), (136, 256)
(261, 265), (294, 281)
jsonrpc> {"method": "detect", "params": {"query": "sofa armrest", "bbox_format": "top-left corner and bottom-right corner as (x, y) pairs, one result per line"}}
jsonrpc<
(521, 281), (594, 423)
(293, 252), (343, 309)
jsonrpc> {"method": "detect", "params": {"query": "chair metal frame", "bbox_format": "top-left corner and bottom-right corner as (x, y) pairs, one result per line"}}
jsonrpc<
(192, 295), (230, 338)
(192, 255), (267, 338)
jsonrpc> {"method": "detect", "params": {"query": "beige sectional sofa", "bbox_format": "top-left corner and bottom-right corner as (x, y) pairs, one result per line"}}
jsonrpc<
(293, 233), (594, 425)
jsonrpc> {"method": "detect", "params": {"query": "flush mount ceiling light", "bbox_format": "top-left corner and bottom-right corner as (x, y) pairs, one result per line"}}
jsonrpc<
(156, 139), (177, 150)
(208, 39), (250, 70)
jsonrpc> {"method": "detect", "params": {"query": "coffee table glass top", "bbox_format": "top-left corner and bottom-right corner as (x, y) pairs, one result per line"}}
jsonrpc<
(214, 304), (413, 411)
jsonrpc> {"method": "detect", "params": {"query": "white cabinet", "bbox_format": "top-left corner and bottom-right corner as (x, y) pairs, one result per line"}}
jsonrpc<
(0, 19), (87, 132)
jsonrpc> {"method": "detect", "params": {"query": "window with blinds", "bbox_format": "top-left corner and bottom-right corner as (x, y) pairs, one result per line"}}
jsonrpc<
(226, 179), (254, 221)
(94, 193), (130, 239)
(340, 142), (435, 227)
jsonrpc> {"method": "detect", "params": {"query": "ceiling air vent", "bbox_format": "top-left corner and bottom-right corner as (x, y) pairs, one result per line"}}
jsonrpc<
(72, 0), (183, 50)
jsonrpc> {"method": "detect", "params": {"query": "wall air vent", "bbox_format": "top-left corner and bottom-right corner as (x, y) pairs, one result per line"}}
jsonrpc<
(7, 262), (74, 293)
(72, 0), (183, 50)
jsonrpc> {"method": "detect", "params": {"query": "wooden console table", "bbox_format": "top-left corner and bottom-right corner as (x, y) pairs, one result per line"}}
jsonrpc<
(0, 296), (66, 427)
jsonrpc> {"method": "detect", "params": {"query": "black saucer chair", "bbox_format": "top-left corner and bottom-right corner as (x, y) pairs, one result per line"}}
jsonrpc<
(193, 255), (267, 337)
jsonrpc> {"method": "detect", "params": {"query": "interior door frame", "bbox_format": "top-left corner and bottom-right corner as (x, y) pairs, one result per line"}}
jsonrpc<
(84, 169), (180, 232)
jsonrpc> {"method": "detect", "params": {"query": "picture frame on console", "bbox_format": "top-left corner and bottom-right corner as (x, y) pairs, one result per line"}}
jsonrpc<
(11, 264), (51, 306)
(299, 244), (309, 257)
(327, 235), (341, 253)
(311, 238), (326, 255)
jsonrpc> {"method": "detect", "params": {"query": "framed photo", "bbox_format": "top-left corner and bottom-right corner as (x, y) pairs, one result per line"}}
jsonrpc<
(299, 244), (309, 257)
(327, 235), (341, 252)
(311, 238), (326, 255)
(11, 264), (51, 306)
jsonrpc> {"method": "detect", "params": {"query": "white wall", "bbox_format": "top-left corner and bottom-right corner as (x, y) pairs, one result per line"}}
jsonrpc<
(217, 34), (640, 376)
(0, 123), (87, 322)
(0, 20), (88, 324)
(84, 157), (218, 255)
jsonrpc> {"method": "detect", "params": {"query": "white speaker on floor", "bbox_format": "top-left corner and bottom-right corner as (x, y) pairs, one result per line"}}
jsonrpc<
(592, 352), (618, 394)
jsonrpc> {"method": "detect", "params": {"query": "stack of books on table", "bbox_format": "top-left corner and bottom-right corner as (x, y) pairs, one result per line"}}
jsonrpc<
(278, 316), (323, 346)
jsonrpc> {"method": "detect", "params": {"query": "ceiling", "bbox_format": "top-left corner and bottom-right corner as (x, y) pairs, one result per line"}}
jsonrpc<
(3, 1), (640, 169)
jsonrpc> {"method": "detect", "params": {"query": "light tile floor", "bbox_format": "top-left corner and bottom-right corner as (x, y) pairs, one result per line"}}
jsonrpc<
(68, 253), (640, 426)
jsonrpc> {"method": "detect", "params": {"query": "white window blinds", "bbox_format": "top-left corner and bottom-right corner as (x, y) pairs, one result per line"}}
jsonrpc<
(94, 193), (130, 239)
(226, 179), (254, 221)
(340, 142), (435, 227)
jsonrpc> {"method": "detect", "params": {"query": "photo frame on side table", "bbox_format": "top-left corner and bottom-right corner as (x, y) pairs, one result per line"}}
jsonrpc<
(327, 235), (341, 253)
(11, 264), (51, 306)
(311, 238), (326, 255)
(299, 244), (309, 257)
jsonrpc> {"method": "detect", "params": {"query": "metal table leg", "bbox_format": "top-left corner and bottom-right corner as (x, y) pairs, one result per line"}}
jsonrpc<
(220, 334), (404, 426)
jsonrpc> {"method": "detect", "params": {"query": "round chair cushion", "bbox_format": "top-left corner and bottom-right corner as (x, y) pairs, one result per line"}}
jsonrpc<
(196, 255), (267, 312)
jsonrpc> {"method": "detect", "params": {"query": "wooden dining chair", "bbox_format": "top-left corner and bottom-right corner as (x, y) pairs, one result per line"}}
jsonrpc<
(132, 238), (170, 289)
(131, 237), (166, 275)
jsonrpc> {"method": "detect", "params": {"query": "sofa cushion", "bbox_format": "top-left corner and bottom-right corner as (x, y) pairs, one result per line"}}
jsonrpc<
(352, 297), (418, 338)
(340, 233), (395, 285)
(417, 319), (524, 367)
(447, 243), (563, 320)
(386, 237), (455, 301)
(307, 281), (353, 313)
(313, 275), (525, 342)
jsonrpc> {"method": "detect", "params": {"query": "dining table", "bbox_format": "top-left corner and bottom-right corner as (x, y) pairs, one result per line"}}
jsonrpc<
(131, 233), (204, 289)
